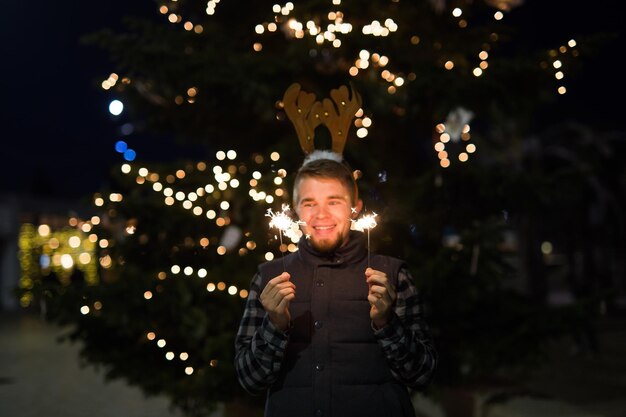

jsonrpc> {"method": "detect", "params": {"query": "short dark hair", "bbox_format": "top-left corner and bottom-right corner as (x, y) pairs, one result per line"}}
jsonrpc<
(293, 158), (358, 205)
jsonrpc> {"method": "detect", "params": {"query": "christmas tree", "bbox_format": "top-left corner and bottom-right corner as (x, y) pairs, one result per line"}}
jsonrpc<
(17, 1), (625, 416)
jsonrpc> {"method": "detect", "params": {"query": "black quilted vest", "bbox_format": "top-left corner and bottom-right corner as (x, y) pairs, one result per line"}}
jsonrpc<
(258, 231), (416, 417)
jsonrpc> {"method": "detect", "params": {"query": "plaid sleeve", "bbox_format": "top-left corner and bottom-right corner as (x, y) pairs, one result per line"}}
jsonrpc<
(234, 272), (290, 395)
(373, 267), (438, 389)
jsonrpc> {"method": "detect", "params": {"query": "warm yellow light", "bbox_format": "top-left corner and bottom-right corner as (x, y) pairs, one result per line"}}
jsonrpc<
(78, 253), (91, 265)
(99, 255), (112, 268)
(38, 224), (51, 237)
(61, 254), (74, 269)
(444, 61), (454, 70)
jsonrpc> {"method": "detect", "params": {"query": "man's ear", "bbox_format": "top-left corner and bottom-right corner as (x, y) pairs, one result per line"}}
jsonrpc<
(352, 199), (363, 218)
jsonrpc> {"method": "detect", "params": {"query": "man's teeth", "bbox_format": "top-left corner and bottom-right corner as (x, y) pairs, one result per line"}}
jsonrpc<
(314, 226), (333, 230)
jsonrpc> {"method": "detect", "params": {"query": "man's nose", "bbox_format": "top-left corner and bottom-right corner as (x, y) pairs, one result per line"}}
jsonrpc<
(314, 204), (330, 218)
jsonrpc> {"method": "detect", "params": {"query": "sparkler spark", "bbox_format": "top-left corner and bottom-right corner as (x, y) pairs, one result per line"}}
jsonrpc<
(351, 212), (378, 267)
(351, 212), (377, 232)
(266, 204), (305, 270)
(266, 204), (296, 232)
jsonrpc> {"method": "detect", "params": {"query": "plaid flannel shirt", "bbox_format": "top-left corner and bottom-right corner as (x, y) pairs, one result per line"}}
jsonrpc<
(234, 267), (437, 395)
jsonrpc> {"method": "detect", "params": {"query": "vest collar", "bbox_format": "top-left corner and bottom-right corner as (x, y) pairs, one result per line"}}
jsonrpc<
(297, 230), (368, 267)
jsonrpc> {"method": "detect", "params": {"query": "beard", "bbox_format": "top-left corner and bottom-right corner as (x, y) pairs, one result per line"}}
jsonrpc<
(309, 233), (345, 254)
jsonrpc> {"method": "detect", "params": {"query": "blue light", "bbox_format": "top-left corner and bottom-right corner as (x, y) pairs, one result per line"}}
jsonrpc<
(115, 140), (128, 153)
(124, 149), (136, 161)
(40, 254), (51, 269)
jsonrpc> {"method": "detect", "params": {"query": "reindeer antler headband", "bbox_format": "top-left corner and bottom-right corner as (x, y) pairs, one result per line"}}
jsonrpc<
(282, 83), (362, 156)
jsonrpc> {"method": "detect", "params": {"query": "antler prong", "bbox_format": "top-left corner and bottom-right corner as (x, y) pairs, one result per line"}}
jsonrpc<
(282, 83), (322, 154)
(320, 84), (362, 155)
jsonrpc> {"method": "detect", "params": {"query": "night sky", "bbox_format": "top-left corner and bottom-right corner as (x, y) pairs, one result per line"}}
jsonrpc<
(1, 0), (623, 199)
(1, 0), (156, 198)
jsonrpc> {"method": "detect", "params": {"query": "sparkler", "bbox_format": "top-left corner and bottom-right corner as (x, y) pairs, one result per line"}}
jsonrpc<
(266, 204), (304, 271)
(351, 212), (378, 267)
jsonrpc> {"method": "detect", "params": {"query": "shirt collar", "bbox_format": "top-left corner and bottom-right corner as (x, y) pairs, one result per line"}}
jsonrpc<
(297, 230), (368, 267)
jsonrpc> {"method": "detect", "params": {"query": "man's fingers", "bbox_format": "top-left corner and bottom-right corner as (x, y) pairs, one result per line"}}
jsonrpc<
(367, 275), (396, 299)
(263, 273), (294, 298)
(261, 279), (295, 312)
(367, 293), (387, 309)
(276, 292), (295, 311)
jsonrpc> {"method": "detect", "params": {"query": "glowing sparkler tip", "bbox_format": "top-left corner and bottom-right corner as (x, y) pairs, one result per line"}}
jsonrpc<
(351, 212), (378, 232)
(266, 204), (305, 241)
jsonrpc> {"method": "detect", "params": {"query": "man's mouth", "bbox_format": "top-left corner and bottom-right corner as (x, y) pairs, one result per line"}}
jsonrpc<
(313, 225), (335, 231)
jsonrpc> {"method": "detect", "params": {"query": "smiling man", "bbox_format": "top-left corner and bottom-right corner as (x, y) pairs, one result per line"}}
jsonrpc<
(234, 151), (437, 417)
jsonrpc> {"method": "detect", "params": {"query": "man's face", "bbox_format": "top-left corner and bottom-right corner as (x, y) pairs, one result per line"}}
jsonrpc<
(295, 177), (361, 253)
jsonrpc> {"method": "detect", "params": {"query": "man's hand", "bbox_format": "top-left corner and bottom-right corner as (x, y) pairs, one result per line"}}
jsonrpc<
(365, 268), (397, 329)
(259, 272), (295, 331)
